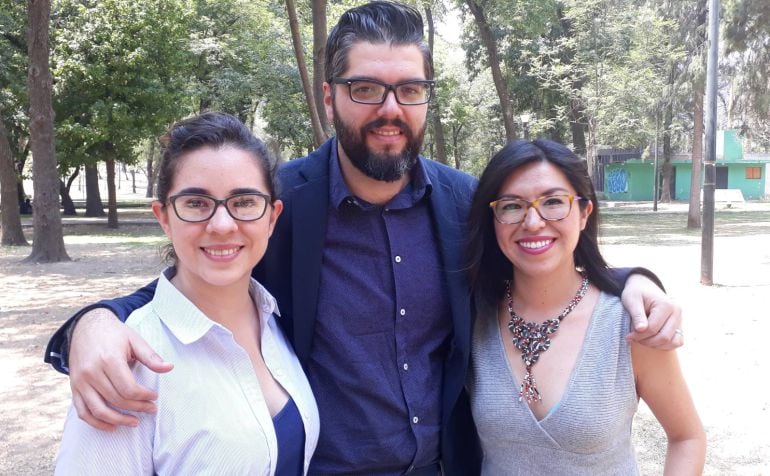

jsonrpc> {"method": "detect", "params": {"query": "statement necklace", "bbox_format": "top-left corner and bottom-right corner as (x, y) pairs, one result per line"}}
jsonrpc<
(506, 273), (590, 404)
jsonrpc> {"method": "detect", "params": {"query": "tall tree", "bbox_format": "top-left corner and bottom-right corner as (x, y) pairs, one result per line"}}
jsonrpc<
(83, 164), (105, 216)
(59, 167), (78, 216)
(0, 110), (27, 245)
(25, 0), (68, 262)
(660, 94), (674, 202)
(285, 0), (326, 148)
(1, 0), (32, 208)
(311, 0), (331, 137)
(54, 0), (192, 228)
(555, 4), (587, 156)
(724, 0), (770, 145)
(464, 0), (516, 141)
(686, 0), (709, 227)
(425, 5), (448, 165)
(688, 87), (704, 228)
(185, 0), (284, 118)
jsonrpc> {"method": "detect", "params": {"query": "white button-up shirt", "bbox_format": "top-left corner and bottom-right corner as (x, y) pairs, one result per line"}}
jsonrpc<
(56, 269), (319, 475)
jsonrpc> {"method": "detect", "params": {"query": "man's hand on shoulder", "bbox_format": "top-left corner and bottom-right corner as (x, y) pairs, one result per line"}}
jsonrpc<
(69, 308), (173, 431)
(621, 274), (683, 351)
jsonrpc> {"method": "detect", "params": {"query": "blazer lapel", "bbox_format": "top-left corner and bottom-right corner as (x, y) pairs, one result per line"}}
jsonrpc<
(428, 168), (472, 359)
(290, 150), (331, 361)
(425, 162), (474, 421)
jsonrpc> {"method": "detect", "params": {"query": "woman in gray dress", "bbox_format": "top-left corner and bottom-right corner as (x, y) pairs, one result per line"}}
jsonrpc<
(465, 139), (705, 475)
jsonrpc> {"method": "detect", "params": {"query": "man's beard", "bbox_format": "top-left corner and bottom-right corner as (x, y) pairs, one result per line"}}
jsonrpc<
(333, 108), (425, 182)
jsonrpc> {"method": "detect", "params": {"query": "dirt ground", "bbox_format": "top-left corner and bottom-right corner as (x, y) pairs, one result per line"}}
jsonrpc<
(1, 202), (769, 474)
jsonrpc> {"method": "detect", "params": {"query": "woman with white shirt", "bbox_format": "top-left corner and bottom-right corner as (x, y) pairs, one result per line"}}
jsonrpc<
(56, 112), (319, 475)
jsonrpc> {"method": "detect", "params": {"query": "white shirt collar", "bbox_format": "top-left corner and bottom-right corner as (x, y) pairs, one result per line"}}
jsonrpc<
(153, 267), (280, 345)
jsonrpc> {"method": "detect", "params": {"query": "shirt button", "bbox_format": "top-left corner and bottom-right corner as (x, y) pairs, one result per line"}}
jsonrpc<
(412, 416), (419, 424)
(403, 363), (408, 371)
(399, 308), (406, 316)
(394, 255), (402, 263)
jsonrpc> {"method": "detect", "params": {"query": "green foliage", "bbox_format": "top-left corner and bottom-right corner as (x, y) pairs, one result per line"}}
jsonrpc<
(53, 0), (193, 166)
(564, 0), (683, 148)
(431, 32), (506, 174)
(0, 0), (30, 164)
(5, 0), (766, 179)
(182, 0), (315, 155)
(724, 0), (770, 149)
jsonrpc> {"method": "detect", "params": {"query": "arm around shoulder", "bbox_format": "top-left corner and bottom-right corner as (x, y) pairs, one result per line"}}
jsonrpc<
(44, 280), (159, 374)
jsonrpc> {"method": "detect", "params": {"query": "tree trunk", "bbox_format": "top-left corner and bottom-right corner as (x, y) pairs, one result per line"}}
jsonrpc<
(0, 116), (28, 245)
(311, 0), (331, 137)
(84, 164), (105, 216)
(425, 6), (448, 165)
(24, 0), (69, 262)
(146, 156), (154, 197)
(146, 139), (157, 198)
(466, 0), (517, 142)
(452, 123), (463, 170)
(285, 0), (326, 148)
(688, 86), (704, 228)
(586, 118), (599, 186)
(16, 154), (27, 203)
(59, 167), (79, 215)
(106, 157), (118, 228)
(659, 102), (674, 202)
(569, 99), (588, 157)
(557, 6), (587, 156)
(59, 181), (76, 215)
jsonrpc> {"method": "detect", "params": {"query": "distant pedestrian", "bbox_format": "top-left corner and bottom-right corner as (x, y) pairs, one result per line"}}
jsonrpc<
(19, 198), (32, 215)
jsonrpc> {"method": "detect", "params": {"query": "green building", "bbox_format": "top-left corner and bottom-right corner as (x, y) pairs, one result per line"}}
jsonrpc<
(603, 130), (770, 201)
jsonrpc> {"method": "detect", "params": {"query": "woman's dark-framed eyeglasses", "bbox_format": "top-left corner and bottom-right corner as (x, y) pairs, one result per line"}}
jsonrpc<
(489, 194), (584, 224)
(332, 77), (436, 105)
(168, 192), (270, 223)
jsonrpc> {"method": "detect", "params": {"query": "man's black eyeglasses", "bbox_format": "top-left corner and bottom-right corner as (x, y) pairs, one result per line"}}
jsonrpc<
(332, 77), (435, 105)
(168, 192), (270, 223)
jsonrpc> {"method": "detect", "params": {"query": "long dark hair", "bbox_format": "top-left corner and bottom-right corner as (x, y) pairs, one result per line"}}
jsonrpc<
(466, 139), (621, 314)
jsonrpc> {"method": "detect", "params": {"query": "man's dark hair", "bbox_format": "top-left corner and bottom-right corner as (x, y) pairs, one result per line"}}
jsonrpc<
(465, 139), (622, 315)
(325, 1), (433, 83)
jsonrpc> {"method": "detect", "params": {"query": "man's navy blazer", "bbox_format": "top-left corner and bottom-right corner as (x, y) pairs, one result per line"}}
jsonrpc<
(255, 138), (482, 475)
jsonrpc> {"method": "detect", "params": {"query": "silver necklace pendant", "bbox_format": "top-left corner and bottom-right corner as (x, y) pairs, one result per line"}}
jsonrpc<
(506, 274), (590, 403)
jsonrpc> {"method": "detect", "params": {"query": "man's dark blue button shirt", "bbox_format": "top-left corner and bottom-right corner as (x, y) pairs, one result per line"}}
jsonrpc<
(307, 146), (451, 475)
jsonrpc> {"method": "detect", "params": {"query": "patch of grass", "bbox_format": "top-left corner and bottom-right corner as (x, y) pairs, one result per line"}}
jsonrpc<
(599, 208), (770, 245)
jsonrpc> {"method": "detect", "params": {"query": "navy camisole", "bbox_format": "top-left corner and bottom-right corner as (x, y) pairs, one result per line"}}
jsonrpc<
(272, 397), (306, 476)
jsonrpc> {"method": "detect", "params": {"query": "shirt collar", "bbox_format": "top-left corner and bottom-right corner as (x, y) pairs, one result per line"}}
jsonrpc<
(152, 268), (279, 345)
(329, 137), (433, 210)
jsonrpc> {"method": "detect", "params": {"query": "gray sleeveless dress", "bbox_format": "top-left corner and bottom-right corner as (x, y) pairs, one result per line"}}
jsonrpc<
(468, 292), (640, 475)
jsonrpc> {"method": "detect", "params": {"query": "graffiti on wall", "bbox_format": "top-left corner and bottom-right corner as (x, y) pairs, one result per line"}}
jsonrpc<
(606, 169), (628, 194)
